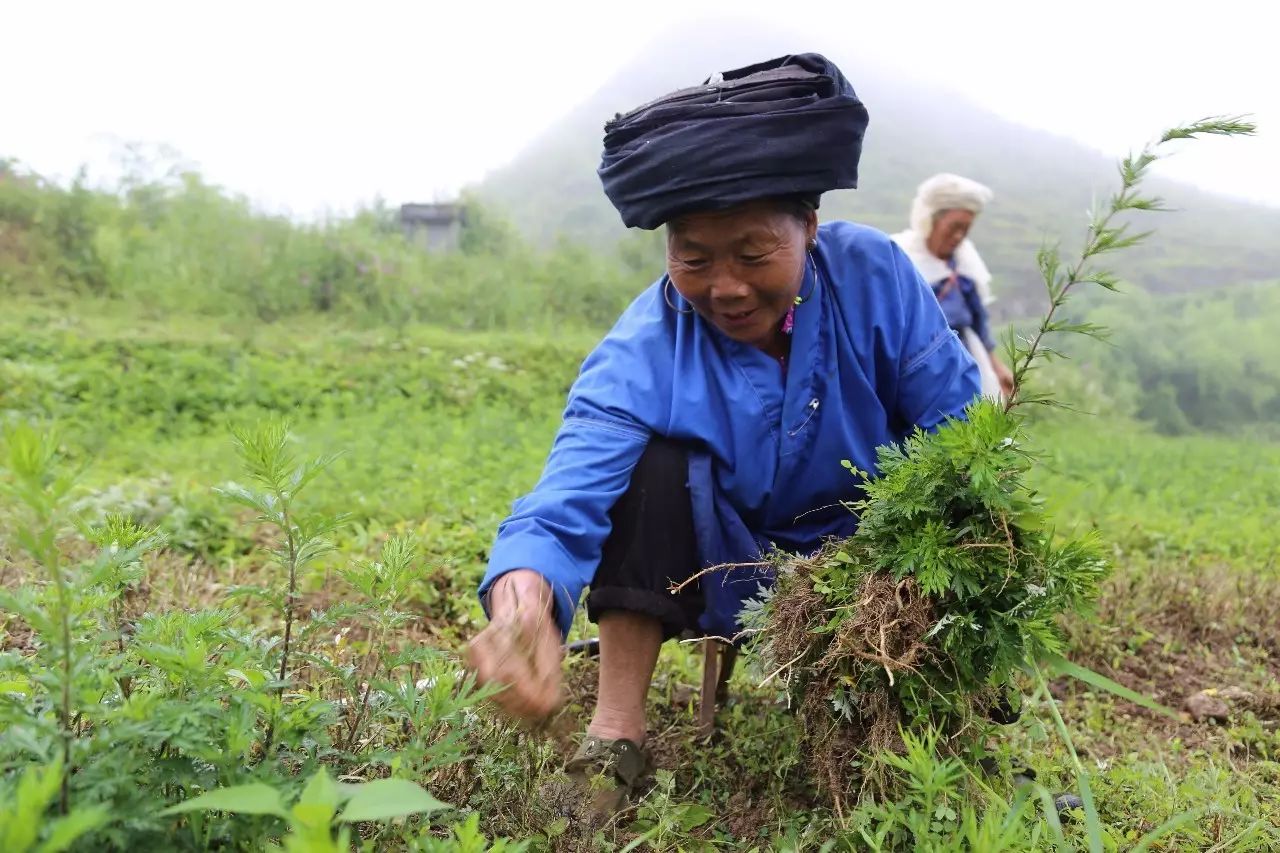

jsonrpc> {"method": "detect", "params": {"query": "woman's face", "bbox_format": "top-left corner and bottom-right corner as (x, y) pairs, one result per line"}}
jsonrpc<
(666, 201), (817, 352)
(926, 208), (976, 260)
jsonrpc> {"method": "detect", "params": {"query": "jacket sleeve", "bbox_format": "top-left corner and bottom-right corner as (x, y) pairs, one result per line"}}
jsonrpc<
(478, 294), (671, 638)
(888, 243), (982, 429)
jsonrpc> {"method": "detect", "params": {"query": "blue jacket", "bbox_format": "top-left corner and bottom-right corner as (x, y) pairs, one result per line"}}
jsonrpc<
(480, 221), (980, 639)
(932, 263), (997, 351)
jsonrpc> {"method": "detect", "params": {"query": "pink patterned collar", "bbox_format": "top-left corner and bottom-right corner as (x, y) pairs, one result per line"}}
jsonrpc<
(777, 305), (796, 375)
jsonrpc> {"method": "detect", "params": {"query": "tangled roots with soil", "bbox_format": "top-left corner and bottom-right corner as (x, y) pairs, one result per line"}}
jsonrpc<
(816, 572), (933, 678)
(762, 552), (938, 801)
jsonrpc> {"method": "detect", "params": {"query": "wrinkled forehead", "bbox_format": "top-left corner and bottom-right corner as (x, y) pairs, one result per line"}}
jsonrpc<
(933, 208), (978, 226)
(666, 205), (803, 252)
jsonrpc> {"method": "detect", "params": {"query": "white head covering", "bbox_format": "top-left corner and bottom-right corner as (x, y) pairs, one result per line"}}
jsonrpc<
(908, 173), (994, 237)
(892, 173), (996, 305)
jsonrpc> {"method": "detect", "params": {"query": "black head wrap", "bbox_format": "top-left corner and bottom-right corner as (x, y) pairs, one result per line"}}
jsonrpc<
(598, 53), (870, 230)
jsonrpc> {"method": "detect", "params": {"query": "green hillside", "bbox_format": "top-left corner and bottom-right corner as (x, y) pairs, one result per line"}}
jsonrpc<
(1062, 281), (1280, 437)
(477, 20), (1280, 315)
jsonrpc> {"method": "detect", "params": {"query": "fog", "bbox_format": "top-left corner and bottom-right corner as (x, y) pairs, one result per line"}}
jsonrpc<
(5, 0), (1276, 216)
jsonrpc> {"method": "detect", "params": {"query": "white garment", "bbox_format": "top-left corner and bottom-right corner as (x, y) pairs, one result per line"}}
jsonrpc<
(891, 228), (995, 307)
(961, 326), (1003, 402)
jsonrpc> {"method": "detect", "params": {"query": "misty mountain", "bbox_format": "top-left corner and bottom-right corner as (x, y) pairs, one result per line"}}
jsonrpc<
(477, 21), (1280, 313)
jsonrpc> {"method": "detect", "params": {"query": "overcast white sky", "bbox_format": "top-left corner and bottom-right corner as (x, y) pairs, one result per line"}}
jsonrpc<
(5, 0), (1277, 217)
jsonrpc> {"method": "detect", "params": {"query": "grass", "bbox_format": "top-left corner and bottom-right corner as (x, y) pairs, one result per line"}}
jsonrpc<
(2, 302), (1279, 850)
(1032, 411), (1280, 563)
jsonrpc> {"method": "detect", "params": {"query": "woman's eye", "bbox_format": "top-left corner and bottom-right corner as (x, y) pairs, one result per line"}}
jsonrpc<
(740, 254), (768, 264)
(679, 258), (709, 269)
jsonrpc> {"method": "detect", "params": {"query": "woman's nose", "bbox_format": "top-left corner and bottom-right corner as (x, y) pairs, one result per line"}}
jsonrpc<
(708, 272), (750, 301)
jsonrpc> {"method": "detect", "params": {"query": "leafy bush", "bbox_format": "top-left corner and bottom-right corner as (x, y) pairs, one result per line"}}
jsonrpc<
(753, 119), (1254, 831)
(0, 420), (525, 850)
(0, 157), (650, 331)
(1059, 282), (1280, 437)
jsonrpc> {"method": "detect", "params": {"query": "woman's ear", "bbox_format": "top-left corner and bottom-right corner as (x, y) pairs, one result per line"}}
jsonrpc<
(805, 210), (819, 249)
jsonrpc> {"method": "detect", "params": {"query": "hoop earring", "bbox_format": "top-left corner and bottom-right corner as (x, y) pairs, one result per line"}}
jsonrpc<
(663, 278), (695, 314)
(794, 252), (819, 306)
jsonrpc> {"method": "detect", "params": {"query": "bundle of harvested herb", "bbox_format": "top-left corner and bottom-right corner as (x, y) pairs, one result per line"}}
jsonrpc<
(752, 118), (1256, 804)
(759, 399), (1106, 799)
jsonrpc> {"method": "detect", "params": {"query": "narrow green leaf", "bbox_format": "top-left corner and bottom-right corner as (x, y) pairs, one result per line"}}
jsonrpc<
(1047, 321), (1109, 340)
(1080, 270), (1121, 291)
(159, 783), (288, 818)
(618, 827), (662, 853)
(1113, 192), (1168, 212)
(296, 768), (340, 811)
(336, 778), (450, 823)
(1130, 807), (1207, 852)
(1160, 115), (1256, 142)
(1042, 653), (1180, 720)
(36, 806), (112, 853)
(1030, 785), (1066, 847)
(1077, 771), (1103, 853)
(290, 452), (344, 496)
(226, 668), (269, 689)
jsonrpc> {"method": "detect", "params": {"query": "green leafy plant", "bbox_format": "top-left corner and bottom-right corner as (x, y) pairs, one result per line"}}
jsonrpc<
(0, 415), (511, 850)
(0, 424), (165, 821)
(1, 424), (80, 813)
(844, 728), (1051, 852)
(330, 535), (421, 752)
(161, 767), (449, 853)
(216, 420), (343, 755)
(0, 760), (110, 853)
(1005, 116), (1259, 411)
(408, 813), (532, 852)
(623, 769), (717, 851)
(753, 117), (1257, 826)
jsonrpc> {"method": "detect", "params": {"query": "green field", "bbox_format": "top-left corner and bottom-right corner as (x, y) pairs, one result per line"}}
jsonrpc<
(2, 162), (1279, 850)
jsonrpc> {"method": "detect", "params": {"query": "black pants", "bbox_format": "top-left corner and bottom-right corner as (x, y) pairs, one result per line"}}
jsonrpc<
(585, 437), (703, 640)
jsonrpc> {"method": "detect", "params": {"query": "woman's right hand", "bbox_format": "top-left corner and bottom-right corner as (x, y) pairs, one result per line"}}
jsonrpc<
(465, 569), (564, 721)
(992, 354), (1016, 398)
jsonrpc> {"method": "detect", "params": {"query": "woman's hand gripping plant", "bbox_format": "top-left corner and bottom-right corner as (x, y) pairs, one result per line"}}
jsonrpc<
(752, 118), (1257, 814)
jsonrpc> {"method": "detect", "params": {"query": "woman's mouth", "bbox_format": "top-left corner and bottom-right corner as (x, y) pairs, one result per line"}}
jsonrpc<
(719, 307), (758, 329)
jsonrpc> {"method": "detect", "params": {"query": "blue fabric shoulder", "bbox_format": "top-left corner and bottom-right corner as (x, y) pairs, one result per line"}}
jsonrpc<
(563, 282), (676, 435)
(816, 220), (980, 430)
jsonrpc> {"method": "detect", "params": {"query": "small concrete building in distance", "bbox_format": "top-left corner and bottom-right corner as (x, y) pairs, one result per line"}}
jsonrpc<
(399, 202), (465, 252)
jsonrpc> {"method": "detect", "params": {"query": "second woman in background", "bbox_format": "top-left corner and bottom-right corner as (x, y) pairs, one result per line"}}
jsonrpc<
(893, 174), (1014, 400)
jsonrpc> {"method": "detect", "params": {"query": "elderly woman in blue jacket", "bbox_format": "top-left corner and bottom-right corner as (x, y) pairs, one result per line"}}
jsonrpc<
(466, 54), (979, 811)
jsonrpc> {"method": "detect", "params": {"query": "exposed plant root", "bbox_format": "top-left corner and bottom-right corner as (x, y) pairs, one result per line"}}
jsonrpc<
(816, 573), (932, 685)
(760, 554), (940, 802)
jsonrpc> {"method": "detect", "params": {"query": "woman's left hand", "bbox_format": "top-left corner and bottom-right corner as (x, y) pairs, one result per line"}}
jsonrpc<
(992, 356), (1016, 398)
